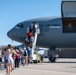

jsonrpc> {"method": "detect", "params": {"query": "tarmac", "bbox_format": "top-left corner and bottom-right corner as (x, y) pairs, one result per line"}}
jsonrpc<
(0, 58), (76, 75)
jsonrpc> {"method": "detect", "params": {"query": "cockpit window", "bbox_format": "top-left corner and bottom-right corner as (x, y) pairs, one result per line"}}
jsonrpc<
(20, 24), (24, 28)
(16, 25), (20, 27)
(16, 24), (24, 29)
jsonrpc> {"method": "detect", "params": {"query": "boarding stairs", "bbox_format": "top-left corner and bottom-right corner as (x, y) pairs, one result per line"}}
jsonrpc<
(31, 27), (40, 62)
(27, 24), (40, 62)
(31, 28), (40, 54)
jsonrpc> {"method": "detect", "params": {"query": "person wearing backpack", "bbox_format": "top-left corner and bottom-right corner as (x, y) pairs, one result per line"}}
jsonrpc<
(26, 46), (31, 63)
(22, 48), (28, 66)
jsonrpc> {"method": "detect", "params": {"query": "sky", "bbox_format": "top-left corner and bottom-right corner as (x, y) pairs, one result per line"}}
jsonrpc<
(0, 0), (61, 46)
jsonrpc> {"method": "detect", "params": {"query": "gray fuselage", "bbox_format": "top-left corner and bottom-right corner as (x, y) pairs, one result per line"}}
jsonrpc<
(7, 17), (76, 48)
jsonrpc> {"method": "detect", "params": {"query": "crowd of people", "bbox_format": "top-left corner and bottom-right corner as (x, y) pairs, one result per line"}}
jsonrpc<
(0, 44), (32, 75)
(0, 23), (40, 75)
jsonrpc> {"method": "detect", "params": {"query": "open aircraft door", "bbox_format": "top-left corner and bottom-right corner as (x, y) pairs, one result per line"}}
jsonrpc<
(61, 0), (76, 33)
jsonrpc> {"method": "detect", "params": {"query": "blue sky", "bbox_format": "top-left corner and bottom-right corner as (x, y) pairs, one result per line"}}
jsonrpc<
(0, 0), (61, 45)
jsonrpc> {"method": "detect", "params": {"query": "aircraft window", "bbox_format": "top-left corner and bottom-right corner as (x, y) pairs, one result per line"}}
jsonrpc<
(20, 24), (24, 28)
(16, 25), (20, 27)
(46, 24), (50, 26)
(16, 24), (24, 28)
(42, 24), (44, 26)
(48, 24), (50, 26)
(39, 25), (41, 27)
(41, 24), (44, 26)
(46, 24), (48, 26)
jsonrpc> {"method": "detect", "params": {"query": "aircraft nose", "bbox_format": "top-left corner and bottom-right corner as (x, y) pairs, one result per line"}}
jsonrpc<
(7, 29), (14, 38)
(7, 31), (9, 37)
(7, 28), (19, 40)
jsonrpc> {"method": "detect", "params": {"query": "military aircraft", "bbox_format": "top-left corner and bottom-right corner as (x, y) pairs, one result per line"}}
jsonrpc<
(7, 0), (76, 62)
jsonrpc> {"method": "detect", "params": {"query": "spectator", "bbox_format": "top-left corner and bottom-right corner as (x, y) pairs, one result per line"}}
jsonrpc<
(14, 47), (20, 68)
(0, 46), (2, 70)
(26, 46), (31, 63)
